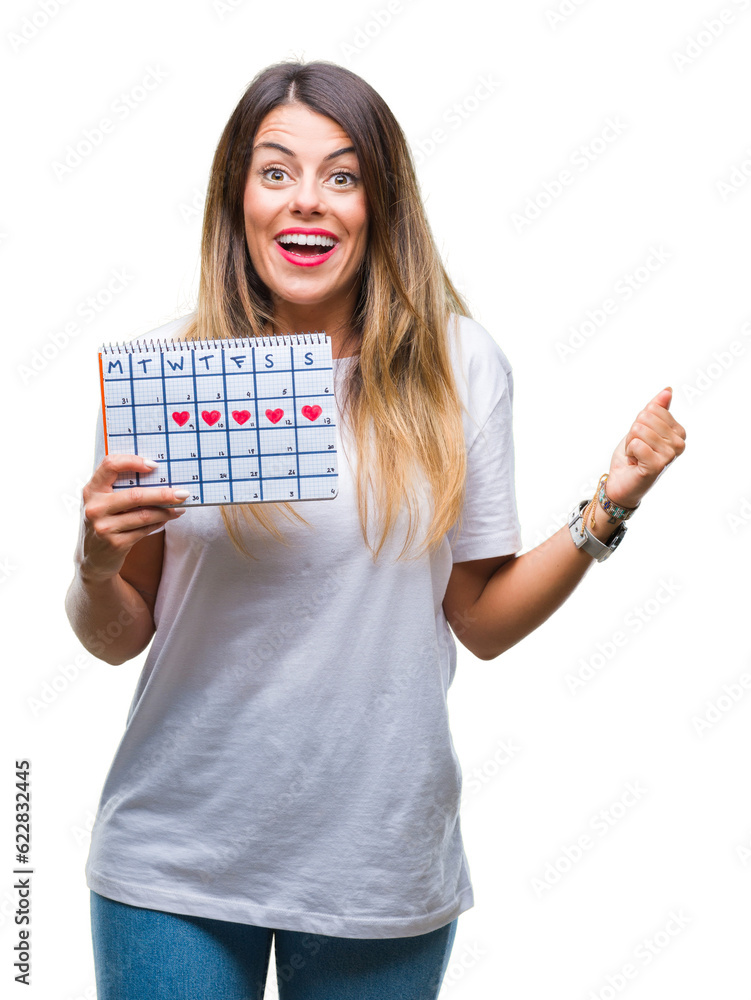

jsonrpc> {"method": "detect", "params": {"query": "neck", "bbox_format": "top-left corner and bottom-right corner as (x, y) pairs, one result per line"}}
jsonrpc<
(267, 290), (361, 360)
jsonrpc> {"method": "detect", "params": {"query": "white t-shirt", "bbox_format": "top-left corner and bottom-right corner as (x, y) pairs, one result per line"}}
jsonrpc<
(84, 312), (522, 939)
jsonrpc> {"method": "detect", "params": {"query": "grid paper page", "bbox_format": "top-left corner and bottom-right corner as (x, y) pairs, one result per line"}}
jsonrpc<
(98, 334), (339, 506)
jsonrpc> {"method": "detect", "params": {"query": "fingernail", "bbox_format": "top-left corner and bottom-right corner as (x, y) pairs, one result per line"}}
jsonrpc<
(665, 386), (672, 393)
(143, 458), (158, 469)
(173, 508), (187, 515)
(174, 489), (190, 499)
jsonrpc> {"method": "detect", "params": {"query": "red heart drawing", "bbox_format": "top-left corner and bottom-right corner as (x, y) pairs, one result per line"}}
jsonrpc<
(301, 404), (322, 421)
(266, 408), (284, 424)
(232, 410), (251, 425)
(172, 411), (190, 427)
(201, 410), (221, 426)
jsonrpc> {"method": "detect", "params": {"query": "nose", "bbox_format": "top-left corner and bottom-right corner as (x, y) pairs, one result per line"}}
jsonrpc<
(288, 173), (326, 216)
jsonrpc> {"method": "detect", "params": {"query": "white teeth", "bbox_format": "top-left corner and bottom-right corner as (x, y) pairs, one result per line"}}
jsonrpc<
(277, 233), (337, 247)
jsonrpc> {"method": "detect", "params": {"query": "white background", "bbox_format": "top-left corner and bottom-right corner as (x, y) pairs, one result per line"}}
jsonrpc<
(2, 0), (750, 997)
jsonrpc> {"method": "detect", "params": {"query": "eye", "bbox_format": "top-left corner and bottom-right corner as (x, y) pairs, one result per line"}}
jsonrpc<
(329, 171), (358, 187)
(260, 165), (290, 183)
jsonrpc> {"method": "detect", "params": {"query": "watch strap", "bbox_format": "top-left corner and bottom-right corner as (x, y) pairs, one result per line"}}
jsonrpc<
(568, 500), (627, 562)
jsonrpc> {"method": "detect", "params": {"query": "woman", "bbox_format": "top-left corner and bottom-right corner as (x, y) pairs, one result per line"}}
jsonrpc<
(66, 60), (686, 999)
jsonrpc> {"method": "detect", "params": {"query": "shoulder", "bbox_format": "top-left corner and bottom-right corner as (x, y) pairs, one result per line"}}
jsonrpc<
(446, 314), (515, 441)
(447, 314), (513, 381)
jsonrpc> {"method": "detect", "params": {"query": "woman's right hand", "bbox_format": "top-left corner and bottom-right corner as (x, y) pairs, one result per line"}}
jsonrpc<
(77, 455), (189, 583)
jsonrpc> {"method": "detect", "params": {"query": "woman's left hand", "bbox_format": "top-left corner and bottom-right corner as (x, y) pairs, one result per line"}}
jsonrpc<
(605, 388), (687, 510)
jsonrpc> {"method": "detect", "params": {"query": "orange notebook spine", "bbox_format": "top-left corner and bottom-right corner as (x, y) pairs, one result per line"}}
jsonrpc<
(98, 352), (109, 456)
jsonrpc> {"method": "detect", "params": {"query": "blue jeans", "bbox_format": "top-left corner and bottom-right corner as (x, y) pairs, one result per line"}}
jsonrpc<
(90, 890), (458, 999)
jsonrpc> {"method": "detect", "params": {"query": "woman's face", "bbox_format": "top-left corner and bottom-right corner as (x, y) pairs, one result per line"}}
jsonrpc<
(243, 103), (369, 327)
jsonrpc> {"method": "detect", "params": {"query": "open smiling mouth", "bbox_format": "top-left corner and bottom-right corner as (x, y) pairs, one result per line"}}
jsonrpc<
(275, 234), (339, 258)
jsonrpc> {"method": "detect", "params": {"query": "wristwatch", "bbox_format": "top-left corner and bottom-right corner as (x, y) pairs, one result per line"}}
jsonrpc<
(568, 500), (628, 562)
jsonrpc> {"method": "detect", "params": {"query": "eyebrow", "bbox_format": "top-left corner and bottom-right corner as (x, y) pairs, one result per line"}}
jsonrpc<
(253, 141), (356, 161)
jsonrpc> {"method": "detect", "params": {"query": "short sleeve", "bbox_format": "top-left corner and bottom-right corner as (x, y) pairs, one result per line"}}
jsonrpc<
(91, 407), (166, 534)
(446, 327), (522, 563)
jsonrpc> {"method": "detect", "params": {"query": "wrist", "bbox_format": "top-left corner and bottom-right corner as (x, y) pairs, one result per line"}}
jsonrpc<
(76, 562), (120, 589)
(585, 497), (625, 544)
(602, 474), (643, 515)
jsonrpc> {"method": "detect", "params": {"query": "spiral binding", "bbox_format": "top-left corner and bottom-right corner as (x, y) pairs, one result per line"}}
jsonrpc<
(99, 331), (329, 354)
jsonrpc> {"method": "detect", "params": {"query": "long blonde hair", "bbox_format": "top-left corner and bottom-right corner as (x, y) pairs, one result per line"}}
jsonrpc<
(180, 60), (472, 562)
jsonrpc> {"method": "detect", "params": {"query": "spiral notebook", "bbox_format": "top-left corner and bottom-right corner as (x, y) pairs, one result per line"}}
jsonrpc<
(98, 332), (339, 506)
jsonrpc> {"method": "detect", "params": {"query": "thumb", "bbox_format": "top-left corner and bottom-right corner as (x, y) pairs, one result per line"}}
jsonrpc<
(654, 386), (672, 410)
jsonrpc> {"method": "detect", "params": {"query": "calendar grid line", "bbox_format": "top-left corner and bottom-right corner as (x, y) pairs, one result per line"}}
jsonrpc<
(97, 366), (332, 382)
(160, 352), (173, 478)
(220, 349), (233, 503)
(251, 346), (264, 503)
(128, 353), (139, 486)
(289, 345), (301, 500)
(189, 349), (204, 503)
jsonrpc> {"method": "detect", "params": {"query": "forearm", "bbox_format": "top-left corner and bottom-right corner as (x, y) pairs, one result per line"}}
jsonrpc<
(64, 571), (155, 666)
(467, 500), (625, 660)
